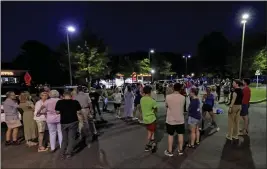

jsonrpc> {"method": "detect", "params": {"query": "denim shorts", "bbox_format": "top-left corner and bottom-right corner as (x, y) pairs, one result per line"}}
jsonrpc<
(188, 116), (200, 125)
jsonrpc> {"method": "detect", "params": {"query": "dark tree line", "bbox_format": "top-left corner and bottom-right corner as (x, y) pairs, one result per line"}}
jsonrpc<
(10, 24), (266, 85)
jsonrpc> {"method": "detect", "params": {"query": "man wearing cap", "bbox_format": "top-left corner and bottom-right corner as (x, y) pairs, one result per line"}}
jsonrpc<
(74, 86), (99, 143)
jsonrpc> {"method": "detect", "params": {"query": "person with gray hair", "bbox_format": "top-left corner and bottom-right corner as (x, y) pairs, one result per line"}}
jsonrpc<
(3, 91), (22, 145)
(45, 90), (62, 152)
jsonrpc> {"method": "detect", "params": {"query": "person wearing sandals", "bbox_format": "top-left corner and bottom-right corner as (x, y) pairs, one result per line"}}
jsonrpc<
(3, 91), (23, 146)
(187, 88), (201, 148)
(19, 92), (38, 147)
(46, 90), (62, 152)
(34, 91), (49, 152)
(164, 83), (185, 157)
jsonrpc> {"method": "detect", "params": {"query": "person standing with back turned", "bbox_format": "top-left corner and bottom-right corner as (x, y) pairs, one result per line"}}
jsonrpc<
(164, 83), (185, 157)
(55, 91), (82, 159)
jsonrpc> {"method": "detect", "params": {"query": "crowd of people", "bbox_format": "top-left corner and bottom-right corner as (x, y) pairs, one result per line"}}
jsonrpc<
(2, 77), (251, 159)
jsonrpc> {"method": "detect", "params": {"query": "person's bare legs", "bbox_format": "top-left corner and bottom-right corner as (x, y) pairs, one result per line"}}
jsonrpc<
(167, 135), (173, 152)
(242, 115), (249, 134)
(38, 132), (45, 149)
(6, 128), (12, 141)
(196, 125), (200, 143)
(12, 127), (19, 141)
(178, 134), (184, 151)
(190, 125), (196, 146)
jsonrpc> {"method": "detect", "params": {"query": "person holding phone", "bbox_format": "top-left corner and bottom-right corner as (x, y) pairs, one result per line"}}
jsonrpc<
(34, 91), (49, 152)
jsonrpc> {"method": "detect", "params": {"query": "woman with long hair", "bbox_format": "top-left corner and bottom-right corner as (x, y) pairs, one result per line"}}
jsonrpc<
(19, 92), (38, 147)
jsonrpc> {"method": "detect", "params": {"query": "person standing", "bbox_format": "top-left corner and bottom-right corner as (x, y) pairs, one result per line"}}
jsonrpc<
(223, 79), (231, 103)
(164, 83), (185, 157)
(215, 78), (221, 102)
(89, 89), (102, 120)
(132, 83), (142, 122)
(74, 86), (98, 143)
(240, 78), (251, 135)
(55, 91), (82, 159)
(46, 90), (62, 152)
(226, 79), (243, 141)
(202, 87), (220, 132)
(19, 92), (38, 147)
(112, 88), (122, 118)
(124, 86), (135, 119)
(101, 86), (108, 112)
(140, 86), (158, 152)
(187, 88), (201, 148)
(3, 91), (22, 145)
(34, 91), (49, 152)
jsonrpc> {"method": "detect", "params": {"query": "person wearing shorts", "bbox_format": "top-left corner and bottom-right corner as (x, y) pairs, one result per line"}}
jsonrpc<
(240, 78), (251, 135)
(34, 91), (49, 152)
(3, 91), (22, 146)
(202, 87), (220, 132)
(164, 83), (185, 157)
(187, 88), (201, 148)
(140, 86), (158, 152)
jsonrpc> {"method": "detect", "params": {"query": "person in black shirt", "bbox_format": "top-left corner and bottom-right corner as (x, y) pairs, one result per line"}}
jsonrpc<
(55, 91), (82, 159)
(89, 90), (102, 120)
(226, 79), (243, 141)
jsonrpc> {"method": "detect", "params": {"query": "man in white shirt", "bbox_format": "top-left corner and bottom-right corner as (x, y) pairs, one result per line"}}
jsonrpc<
(164, 83), (185, 157)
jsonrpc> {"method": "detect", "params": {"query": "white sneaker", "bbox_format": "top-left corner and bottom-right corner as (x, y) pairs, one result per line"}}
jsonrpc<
(138, 120), (144, 124)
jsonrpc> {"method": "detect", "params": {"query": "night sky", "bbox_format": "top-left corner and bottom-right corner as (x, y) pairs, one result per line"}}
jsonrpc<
(2, 1), (266, 62)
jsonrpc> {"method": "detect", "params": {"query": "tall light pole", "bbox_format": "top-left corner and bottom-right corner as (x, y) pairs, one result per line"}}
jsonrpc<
(182, 55), (191, 75)
(148, 49), (155, 65)
(239, 13), (249, 79)
(151, 69), (155, 82)
(66, 26), (75, 85)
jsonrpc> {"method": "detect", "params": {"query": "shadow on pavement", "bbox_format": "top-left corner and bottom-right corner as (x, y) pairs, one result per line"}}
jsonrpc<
(218, 135), (255, 169)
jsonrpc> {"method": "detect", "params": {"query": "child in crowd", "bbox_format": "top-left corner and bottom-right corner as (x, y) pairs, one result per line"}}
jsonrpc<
(187, 88), (201, 148)
(140, 86), (158, 152)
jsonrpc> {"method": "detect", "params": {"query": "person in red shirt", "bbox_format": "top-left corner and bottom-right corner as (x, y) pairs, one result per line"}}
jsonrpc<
(240, 78), (251, 135)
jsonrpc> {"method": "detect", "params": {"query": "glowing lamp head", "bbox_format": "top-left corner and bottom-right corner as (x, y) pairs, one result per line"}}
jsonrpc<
(188, 55), (191, 58)
(151, 69), (155, 74)
(242, 13), (249, 20)
(150, 49), (155, 54)
(67, 26), (75, 32)
(182, 56), (185, 58)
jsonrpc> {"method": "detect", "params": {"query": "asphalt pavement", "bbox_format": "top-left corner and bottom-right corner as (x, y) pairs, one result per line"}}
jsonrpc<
(1, 94), (266, 169)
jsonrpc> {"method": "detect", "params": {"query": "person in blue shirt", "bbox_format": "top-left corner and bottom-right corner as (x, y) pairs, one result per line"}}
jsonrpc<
(202, 87), (220, 132)
(187, 88), (201, 148)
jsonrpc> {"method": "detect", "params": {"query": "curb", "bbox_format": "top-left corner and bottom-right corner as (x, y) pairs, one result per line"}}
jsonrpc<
(250, 98), (267, 104)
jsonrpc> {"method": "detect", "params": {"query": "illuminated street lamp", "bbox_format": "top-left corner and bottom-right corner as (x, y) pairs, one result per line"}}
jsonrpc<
(182, 55), (191, 75)
(148, 49), (155, 64)
(239, 13), (250, 79)
(191, 73), (195, 77)
(151, 69), (155, 82)
(66, 25), (76, 85)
